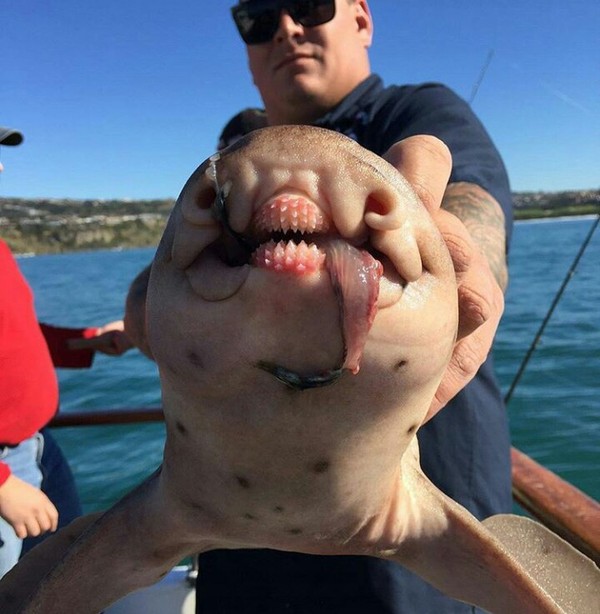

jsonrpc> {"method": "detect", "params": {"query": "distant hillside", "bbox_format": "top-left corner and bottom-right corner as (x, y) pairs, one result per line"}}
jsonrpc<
(512, 188), (600, 220)
(0, 198), (174, 255)
(1, 189), (598, 255)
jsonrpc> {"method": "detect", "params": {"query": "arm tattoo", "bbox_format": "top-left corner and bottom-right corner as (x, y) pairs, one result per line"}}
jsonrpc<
(442, 182), (509, 291)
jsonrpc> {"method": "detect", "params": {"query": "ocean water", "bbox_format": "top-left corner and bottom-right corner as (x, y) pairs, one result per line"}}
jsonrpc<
(15, 216), (600, 512)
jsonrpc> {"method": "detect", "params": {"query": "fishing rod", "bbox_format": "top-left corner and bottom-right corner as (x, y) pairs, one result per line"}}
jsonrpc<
(466, 52), (599, 403)
(469, 49), (495, 104)
(465, 52), (599, 405)
(504, 214), (600, 405)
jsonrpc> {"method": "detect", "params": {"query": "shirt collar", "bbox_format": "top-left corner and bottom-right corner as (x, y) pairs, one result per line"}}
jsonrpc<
(313, 74), (383, 130)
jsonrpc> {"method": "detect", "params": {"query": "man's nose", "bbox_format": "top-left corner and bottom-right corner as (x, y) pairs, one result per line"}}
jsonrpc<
(274, 10), (305, 42)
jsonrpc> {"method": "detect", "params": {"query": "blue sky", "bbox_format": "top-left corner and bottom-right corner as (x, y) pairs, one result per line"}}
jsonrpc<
(1, 0), (598, 200)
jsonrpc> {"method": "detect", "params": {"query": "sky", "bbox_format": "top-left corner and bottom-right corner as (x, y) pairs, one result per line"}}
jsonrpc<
(1, 0), (599, 200)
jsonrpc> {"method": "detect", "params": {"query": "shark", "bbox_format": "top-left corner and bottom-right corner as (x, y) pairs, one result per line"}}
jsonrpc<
(1, 126), (598, 613)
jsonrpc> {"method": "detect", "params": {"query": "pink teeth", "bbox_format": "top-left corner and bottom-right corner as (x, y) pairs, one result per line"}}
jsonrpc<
(252, 240), (326, 275)
(251, 195), (330, 275)
(254, 195), (330, 234)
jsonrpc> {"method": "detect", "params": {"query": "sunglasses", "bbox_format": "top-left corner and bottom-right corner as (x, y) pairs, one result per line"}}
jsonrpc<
(231, 0), (336, 45)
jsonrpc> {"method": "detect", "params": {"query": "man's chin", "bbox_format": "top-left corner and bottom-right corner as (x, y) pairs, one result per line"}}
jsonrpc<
(269, 81), (334, 123)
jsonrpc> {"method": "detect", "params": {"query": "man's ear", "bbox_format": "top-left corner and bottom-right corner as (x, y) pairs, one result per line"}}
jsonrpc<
(354, 0), (374, 47)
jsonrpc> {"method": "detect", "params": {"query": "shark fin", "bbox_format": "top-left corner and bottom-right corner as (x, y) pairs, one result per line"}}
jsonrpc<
(482, 514), (600, 614)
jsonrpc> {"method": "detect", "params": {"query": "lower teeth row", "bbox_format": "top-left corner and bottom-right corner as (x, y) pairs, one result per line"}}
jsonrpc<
(252, 240), (325, 274)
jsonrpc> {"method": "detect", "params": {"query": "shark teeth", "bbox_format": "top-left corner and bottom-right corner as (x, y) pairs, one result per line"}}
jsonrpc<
(254, 195), (331, 235)
(252, 240), (326, 275)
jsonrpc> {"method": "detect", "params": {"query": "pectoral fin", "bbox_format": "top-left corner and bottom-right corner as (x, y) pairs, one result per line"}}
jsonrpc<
(0, 512), (103, 612)
(483, 514), (600, 614)
(0, 469), (195, 614)
(389, 455), (564, 613)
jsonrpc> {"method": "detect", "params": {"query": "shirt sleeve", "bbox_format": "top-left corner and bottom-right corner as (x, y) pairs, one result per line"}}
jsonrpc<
(0, 462), (11, 487)
(375, 83), (514, 245)
(39, 324), (99, 368)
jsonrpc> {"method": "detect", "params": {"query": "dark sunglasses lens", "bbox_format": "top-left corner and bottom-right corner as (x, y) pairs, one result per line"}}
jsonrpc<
(232, 3), (281, 45)
(232, 0), (335, 45)
(290, 0), (335, 28)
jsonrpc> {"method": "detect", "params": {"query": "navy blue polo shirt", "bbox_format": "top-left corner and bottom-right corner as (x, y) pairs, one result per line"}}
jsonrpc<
(197, 75), (513, 614)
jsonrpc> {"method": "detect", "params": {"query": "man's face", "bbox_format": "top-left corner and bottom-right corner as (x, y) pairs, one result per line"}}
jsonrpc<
(244, 0), (373, 124)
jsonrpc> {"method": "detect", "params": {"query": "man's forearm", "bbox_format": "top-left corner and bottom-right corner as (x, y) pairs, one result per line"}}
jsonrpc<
(442, 182), (509, 292)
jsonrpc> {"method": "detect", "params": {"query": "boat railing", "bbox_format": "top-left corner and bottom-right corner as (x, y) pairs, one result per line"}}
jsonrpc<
(50, 407), (600, 566)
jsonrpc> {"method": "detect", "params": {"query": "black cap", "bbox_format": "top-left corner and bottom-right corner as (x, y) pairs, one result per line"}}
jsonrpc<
(0, 127), (24, 146)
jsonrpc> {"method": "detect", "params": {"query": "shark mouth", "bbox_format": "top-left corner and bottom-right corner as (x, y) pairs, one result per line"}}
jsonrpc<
(212, 191), (383, 390)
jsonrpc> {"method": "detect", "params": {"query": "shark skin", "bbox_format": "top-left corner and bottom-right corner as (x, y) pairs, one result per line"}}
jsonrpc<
(0, 126), (597, 613)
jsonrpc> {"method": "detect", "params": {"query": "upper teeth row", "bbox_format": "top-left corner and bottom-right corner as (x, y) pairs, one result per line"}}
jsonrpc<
(254, 196), (330, 234)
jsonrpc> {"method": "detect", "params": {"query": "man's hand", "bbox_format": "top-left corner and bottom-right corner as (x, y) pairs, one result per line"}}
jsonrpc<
(384, 135), (507, 419)
(425, 206), (504, 418)
(0, 475), (59, 539)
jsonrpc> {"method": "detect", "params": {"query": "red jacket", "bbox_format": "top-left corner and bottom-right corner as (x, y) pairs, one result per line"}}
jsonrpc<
(0, 240), (97, 485)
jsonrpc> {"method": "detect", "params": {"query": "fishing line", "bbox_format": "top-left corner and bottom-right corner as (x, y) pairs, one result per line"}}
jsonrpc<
(504, 214), (600, 405)
(469, 49), (495, 104)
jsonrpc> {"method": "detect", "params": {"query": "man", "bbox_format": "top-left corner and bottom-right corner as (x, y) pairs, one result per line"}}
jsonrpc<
(122, 1), (511, 611)
(192, 2), (513, 613)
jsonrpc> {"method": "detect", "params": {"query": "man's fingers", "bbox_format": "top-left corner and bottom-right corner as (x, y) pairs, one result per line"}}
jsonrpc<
(425, 314), (499, 420)
(384, 135), (506, 422)
(457, 265), (503, 339)
(426, 339), (482, 420)
(432, 207), (501, 339)
(383, 135), (452, 214)
(431, 208), (474, 276)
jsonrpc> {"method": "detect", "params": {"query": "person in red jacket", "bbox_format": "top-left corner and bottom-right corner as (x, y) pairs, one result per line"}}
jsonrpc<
(0, 238), (132, 577)
(0, 125), (132, 576)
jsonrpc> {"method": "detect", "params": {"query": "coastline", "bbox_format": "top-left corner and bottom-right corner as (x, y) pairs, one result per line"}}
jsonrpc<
(2, 195), (598, 256)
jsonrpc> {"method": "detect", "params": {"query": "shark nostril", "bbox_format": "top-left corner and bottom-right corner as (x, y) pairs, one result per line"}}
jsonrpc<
(366, 194), (387, 216)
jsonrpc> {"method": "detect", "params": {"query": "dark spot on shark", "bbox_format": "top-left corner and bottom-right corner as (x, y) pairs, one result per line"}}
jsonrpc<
(541, 543), (554, 556)
(287, 527), (303, 535)
(236, 475), (251, 489)
(187, 350), (204, 368)
(273, 505), (285, 514)
(160, 357), (180, 377)
(244, 513), (257, 521)
(181, 496), (204, 512)
(313, 460), (331, 474)
(175, 421), (187, 436)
